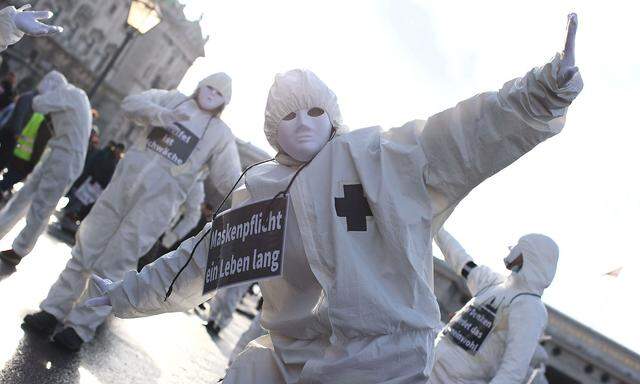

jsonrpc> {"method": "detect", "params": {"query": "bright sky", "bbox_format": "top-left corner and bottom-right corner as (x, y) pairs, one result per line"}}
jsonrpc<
(176, 0), (640, 353)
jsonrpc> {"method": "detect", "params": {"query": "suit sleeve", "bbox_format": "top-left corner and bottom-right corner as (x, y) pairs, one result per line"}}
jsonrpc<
(121, 89), (182, 127)
(421, 54), (583, 218)
(0, 7), (23, 52)
(435, 229), (503, 296)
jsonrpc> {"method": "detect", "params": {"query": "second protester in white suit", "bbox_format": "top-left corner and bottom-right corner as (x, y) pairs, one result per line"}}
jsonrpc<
(430, 229), (559, 384)
(23, 73), (241, 351)
(0, 71), (91, 264)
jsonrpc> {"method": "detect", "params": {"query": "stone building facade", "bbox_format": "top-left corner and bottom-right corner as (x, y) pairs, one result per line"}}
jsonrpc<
(0, 0), (206, 142)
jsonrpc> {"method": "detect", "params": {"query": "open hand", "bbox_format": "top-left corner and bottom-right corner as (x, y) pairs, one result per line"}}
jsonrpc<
(558, 13), (578, 84)
(85, 274), (113, 307)
(13, 4), (63, 37)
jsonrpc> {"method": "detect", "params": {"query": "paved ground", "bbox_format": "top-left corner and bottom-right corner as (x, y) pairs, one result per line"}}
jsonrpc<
(0, 215), (255, 384)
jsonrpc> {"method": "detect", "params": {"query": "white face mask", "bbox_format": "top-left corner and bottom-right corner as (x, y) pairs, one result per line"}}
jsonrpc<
(196, 85), (225, 112)
(277, 107), (332, 162)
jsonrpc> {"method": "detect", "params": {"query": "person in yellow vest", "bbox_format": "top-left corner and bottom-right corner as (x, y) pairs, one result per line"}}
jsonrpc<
(0, 71), (91, 266)
(0, 112), (52, 199)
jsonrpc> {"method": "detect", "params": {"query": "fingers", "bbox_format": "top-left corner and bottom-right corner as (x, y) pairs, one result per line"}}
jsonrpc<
(86, 296), (111, 307)
(90, 274), (112, 293)
(30, 10), (53, 20)
(17, 4), (32, 12)
(563, 13), (577, 55)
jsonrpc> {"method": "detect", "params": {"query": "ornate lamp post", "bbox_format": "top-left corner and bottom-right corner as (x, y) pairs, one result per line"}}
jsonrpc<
(88, 0), (161, 99)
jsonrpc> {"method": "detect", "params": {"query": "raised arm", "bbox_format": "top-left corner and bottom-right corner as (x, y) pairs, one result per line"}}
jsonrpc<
(0, 5), (62, 52)
(423, 14), (582, 217)
(435, 228), (502, 295)
(121, 89), (189, 127)
(490, 298), (548, 384)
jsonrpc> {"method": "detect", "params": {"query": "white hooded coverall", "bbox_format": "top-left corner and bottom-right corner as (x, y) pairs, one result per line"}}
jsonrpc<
(39, 74), (241, 342)
(104, 56), (581, 383)
(0, 71), (91, 256)
(429, 229), (559, 384)
(0, 6), (24, 52)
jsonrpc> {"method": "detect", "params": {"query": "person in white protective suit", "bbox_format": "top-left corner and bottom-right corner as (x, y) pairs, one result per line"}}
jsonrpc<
(0, 71), (91, 265)
(87, 14), (582, 382)
(429, 229), (558, 384)
(204, 282), (253, 334)
(0, 5), (62, 52)
(22, 73), (241, 351)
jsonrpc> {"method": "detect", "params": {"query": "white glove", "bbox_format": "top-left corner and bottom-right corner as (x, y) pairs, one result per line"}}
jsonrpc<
(85, 274), (114, 307)
(161, 231), (179, 249)
(157, 108), (190, 128)
(13, 4), (63, 36)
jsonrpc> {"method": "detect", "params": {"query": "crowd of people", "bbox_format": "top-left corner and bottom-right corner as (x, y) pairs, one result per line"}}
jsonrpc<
(0, 4), (584, 383)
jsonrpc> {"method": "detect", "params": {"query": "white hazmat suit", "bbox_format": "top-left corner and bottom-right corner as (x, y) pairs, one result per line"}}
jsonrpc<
(38, 73), (241, 342)
(100, 53), (582, 383)
(429, 229), (559, 384)
(0, 71), (91, 258)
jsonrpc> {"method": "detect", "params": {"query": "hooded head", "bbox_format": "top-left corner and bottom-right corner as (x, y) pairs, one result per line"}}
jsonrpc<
(37, 71), (68, 94)
(264, 69), (346, 165)
(196, 72), (232, 107)
(504, 234), (559, 294)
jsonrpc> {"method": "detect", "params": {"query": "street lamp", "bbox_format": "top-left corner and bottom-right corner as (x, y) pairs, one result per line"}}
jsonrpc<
(88, 0), (162, 99)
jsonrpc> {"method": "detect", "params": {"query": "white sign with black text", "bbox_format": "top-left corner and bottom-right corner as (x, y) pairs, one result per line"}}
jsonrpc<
(203, 196), (288, 294)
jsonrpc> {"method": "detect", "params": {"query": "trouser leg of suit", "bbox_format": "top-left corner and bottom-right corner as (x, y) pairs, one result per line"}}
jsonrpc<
(0, 157), (43, 243)
(12, 151), (74, 256)
(61, 183), (178, 341)
(40, 257), (90, 321)
(208, 282), (252, 329)
(39, 178), (127, 328)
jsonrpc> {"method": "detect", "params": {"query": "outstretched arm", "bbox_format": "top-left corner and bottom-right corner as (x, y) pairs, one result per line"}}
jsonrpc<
(422, 14), (582, 219)
(0, 5), (62, 52)
(87, 188), (252, 317)
(435, 228), (503, 295)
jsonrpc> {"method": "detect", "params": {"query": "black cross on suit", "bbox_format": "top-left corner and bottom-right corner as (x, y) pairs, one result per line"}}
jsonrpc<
(334, 184), (373, 231)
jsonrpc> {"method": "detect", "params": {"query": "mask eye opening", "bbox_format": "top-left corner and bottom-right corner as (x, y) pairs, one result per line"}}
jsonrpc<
(282, 111), (297, 121)
(307, 107), (325, 117)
